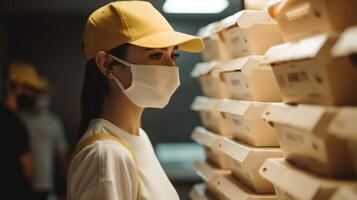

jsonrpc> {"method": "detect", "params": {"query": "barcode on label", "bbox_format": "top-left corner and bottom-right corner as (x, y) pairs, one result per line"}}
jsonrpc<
(287, 71), (309, 83)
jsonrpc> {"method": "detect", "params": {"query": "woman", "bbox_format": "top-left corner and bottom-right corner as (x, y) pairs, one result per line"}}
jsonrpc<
(67, 1), (204, 200)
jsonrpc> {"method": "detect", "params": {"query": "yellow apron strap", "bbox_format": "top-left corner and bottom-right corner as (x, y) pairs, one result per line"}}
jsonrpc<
(71, 133), (141, 200)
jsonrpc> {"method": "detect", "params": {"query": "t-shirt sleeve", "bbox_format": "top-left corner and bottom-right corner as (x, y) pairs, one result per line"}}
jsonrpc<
(68, 141), (139, 200)
(96, 141), (139, 200)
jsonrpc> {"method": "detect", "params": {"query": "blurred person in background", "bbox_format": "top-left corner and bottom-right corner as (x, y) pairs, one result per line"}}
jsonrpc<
(67, 1), (203, 200)
(1, 62), (40, 199)
(18, 76), (69, 200)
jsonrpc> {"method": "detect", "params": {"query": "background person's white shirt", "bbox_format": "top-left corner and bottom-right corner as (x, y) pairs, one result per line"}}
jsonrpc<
(19, 111), (69, 191)
(67, 118), (180, 200)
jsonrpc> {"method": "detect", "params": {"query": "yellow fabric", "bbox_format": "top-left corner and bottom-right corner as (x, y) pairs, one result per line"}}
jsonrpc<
(9, 62), (49, 90)
(71, 133), (141, 200)
(83, 1), (204, 59)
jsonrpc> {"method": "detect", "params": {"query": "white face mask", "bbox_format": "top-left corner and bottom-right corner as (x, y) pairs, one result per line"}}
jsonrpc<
(109, 55), (181, 108)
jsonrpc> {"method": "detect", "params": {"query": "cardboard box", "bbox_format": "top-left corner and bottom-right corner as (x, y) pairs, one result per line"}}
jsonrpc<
(191, 96), (230, 136)
(191, 62), (230, 98)
(213, 175), (277, 200)
(218, 10), (283, 58)
(189, 183), (214, 200)
(218, 99), (280, 147)
(244, 0), (270, 10)
(264, 33), (357, 106)
(218, 56), (282, 102)
(268, 0), (357, 42)
(330, 187), (357, 200)
(328, 107), (357, 176)
(195, 161), (231, 198)
(216, 138), (282, 193)
(198, 22), (232, 62)
(259, 158), (357, 200)
(262, 103), (355, 177)
(191, 126), (230, 169)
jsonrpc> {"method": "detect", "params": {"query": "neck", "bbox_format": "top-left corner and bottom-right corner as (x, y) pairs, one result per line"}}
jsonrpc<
(4, 93), (17, 111)
(100, 91), (143, 136)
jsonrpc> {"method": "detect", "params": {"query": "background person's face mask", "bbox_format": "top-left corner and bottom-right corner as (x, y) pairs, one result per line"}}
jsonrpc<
(109, 54), (181, 108)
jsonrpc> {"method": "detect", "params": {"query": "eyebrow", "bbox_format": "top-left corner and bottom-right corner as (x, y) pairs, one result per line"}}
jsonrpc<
(145, 46), (179, 51)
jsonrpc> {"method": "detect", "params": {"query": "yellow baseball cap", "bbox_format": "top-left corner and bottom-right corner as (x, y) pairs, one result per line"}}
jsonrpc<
(83, 1), (204, 60)
(8, 62), (48, 90)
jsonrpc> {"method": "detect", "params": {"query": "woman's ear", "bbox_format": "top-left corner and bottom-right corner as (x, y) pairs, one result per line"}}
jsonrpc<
(95, 51), (115, 79)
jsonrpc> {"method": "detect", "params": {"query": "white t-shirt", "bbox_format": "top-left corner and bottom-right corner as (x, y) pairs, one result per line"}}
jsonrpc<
(19, 111), (68, 191)
(67, 118), (180, 200)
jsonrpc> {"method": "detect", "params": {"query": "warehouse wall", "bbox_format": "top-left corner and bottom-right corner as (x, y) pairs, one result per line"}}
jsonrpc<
(2, 14), (215, 147)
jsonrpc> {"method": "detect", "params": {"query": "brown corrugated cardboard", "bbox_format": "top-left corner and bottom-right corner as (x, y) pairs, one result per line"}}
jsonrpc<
(191, 126), (230, 169)
(330, 187), (357, 200)
(191, 96), (230, 136)
(262, 103), (355, 177)
(218, 56), (282, 102)
(328, 107), (357, 176)
(259, 158), (357, 200)
(218, 99), (280, 147)
(264, 33), (357, 105)
(191, 62), (230, 99)
(198, 21), (232, 62)
(195, 161), (231, 199)
(268, 0), (357, 42)
(213, 175), (277, 200)
(189, 183), (214, 200)
(218, 10), (283, 58)
(216, 138), (282, 193)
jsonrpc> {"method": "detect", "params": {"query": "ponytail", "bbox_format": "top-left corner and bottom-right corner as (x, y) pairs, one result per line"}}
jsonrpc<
(78, 44), (129, 140)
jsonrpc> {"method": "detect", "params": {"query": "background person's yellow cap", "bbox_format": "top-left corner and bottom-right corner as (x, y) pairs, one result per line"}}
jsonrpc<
(83, 1), (204, 60)
(8, 62), (48, 90)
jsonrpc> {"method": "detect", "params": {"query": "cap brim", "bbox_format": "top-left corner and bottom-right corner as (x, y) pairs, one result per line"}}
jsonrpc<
(128, 31), (204, 53)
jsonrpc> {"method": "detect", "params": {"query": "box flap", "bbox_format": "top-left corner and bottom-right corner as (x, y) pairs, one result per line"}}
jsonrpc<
(216, 138), (251, 163)
(283, 105), (328, 131)
(191, 62), (218, 77)
(330, 187), (357, 200)
(259, 158), (356, 200)
(261, 103), (291, 124)
(331, 26), (357, 57)
(218, 99), (251, 116)
(220, 10), (276, 31)
(195, 161), (230, 183)
(263, 34), (329, 64)
(197, 21), (222, 39)
(191, 126), (222, 148)
(189, 183), (210, 200)
(214, 175), (277, 200)
(328, 107), (357, 140)
(217, 55), (263, 73)
(191, 96), (220, 112)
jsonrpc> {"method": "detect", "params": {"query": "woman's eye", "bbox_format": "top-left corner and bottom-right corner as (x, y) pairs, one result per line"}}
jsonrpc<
(171, 53), (180, 60)
(150, 53), (163, 60)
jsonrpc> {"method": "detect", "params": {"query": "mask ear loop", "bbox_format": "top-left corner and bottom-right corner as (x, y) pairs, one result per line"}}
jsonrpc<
(109, 54), (131, 67)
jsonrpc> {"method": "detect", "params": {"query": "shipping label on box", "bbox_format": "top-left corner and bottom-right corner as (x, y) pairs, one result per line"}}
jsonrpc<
(262, 104), (355, 177)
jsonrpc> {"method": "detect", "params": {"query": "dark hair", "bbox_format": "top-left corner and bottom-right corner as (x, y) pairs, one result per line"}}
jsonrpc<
(78, 44), (129, 140)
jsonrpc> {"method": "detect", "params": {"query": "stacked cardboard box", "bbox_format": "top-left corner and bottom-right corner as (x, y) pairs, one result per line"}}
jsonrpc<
(190, 0), (357, 199)
(190, 7), (285, 200)
(258, 0), (357, 199)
